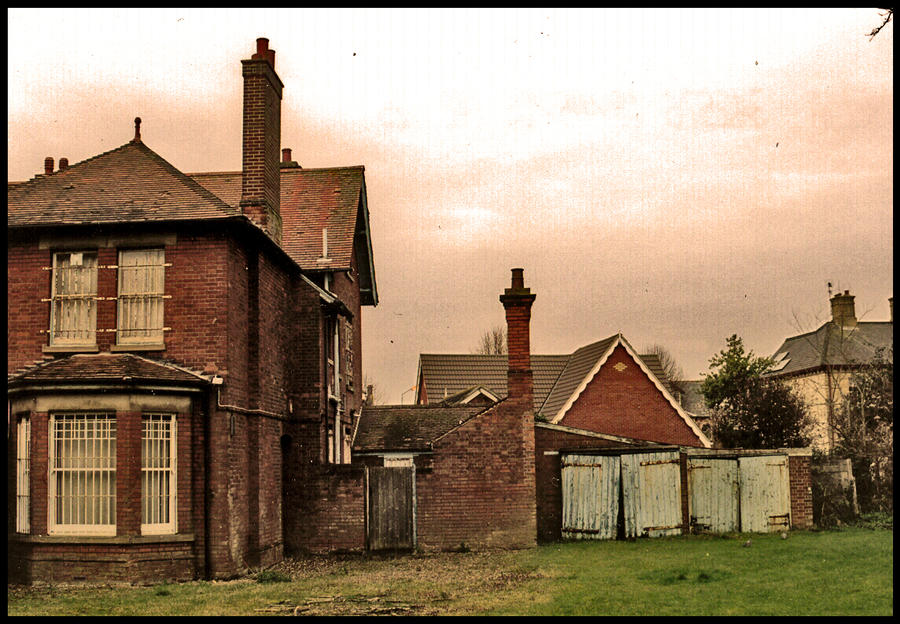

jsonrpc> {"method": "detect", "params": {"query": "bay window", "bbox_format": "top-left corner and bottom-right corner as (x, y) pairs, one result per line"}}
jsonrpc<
(16, 416), (31, 534)
(49, 413), (117, 535)
(142, 413), (177, 534)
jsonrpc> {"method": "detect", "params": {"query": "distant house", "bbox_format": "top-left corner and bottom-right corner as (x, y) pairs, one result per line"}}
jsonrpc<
(416, 335), (710, 448)
(764, 291), (893, 451)
(8, 38), (377, 584)
(674, 380), (713, 442)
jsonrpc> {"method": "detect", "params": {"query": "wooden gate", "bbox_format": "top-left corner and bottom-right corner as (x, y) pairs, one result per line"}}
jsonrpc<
(687, 457), (739, 533)
(366, 466), (416, 551)
(738, 455), (791, 532)
(561, 453), (620, 540)
(621, 450), (683, 538)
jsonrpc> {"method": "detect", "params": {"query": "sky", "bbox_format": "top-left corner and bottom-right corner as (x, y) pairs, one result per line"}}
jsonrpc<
(8, 8), (894, 404)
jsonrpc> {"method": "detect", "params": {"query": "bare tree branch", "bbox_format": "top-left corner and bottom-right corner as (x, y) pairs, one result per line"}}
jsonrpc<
(868, 8), (893, 40)
(473, 325), (506, 355)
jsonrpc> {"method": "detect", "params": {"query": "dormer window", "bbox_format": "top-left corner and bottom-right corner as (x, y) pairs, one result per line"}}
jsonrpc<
(50, 251), (98, 347)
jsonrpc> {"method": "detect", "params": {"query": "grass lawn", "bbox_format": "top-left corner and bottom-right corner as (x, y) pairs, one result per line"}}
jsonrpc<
(7, 527), (892, 616)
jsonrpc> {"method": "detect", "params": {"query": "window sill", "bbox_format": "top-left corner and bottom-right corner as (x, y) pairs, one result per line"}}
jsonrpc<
(110, 343), (166, 352)
(12, 533), (194, 545)
(42, 345), (100, 354)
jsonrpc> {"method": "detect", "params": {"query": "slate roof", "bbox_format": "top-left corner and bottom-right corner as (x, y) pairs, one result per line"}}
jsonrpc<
(418, 335), (675, 419)
(677, 380), (711, 421)
(353, 404), (489, 452)
(8, 353), (210, 387)
(765, 321), (893, 377)
(7, 141), (240, 228)
(190, 166), (365, 272)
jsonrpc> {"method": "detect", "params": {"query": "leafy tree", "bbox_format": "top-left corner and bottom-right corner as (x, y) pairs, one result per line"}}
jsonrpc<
(701, 334), (812, 449)
(473, 325), (506, 355)
(832, 346), (893, 512)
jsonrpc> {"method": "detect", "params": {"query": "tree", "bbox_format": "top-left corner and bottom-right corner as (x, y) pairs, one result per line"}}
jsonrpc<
(701, 334), (812, 449)
(867, 8), (893, 39)
(473, 325), (506, 355)
(831, 346), (893, 511)
(642, 343), (685, 389)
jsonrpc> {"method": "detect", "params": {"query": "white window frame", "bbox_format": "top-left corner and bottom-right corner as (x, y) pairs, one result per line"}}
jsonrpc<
(383, 453), (414, 468)
(16, 416), (31, 534)
(49, 251), (98, 347)
(48, 413), (117, 536)
(117, 248), (166, 346)
(141, 413), (177, 535)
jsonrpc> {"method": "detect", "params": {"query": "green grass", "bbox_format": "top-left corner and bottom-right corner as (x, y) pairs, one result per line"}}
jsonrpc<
(8, 527), (893, 616)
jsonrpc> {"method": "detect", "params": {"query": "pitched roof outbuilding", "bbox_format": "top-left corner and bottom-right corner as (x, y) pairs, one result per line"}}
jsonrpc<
(353, 404), (489, 452)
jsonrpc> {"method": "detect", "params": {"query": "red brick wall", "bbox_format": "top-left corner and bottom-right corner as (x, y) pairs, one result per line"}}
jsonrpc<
(282, 463), (366, 554)
(7, 242), (52, 374)
(560, 344), (703, 447)
(416, 400), (536, 551)
(789, 455), (813, 529)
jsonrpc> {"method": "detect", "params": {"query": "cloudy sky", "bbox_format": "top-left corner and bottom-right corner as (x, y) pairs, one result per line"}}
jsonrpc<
(8, 8), (893, 403)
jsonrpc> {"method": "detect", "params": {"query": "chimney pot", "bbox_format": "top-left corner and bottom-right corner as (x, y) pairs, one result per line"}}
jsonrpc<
(282, 148), (292, 163)
(511, 268), (524, 290)
(134, 117), (142, 142)
(44, 157), (54, 175)
(59, 158), (69, 171)
(255, 37), (269, 57)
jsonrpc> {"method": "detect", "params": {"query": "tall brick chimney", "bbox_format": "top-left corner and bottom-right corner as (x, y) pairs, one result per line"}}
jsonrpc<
(497, 267), (537, 547)
(830, 290), (857, 328)
(500, 268), (536, 406)
(241, 37), (283, 244)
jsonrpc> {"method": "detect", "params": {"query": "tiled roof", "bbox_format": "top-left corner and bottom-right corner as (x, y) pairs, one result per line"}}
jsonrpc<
(418, 336), (674, 419)
(190, 166), (365, 272)
(539, 336), (618, 420)
(418, 354), (568, 413)
(8, 353), (210, 387)
(353, 404), (488, 452)
(7, 141), (240, 228)
(766, 321), (893, 377)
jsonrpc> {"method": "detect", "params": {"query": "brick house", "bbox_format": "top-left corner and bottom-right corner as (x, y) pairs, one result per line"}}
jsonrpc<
(8, 38), (377, 584)
(417, 334), (711, 448)
(763, 290), (893, 452)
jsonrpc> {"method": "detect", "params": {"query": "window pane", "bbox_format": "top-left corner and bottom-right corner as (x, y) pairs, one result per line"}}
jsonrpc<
(50, 413), (116, 533)
(16, 417), (31, 534)
(142, 413), (176, 533)
(118, 249), (165, 344)
(50, 252), (98, 346)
